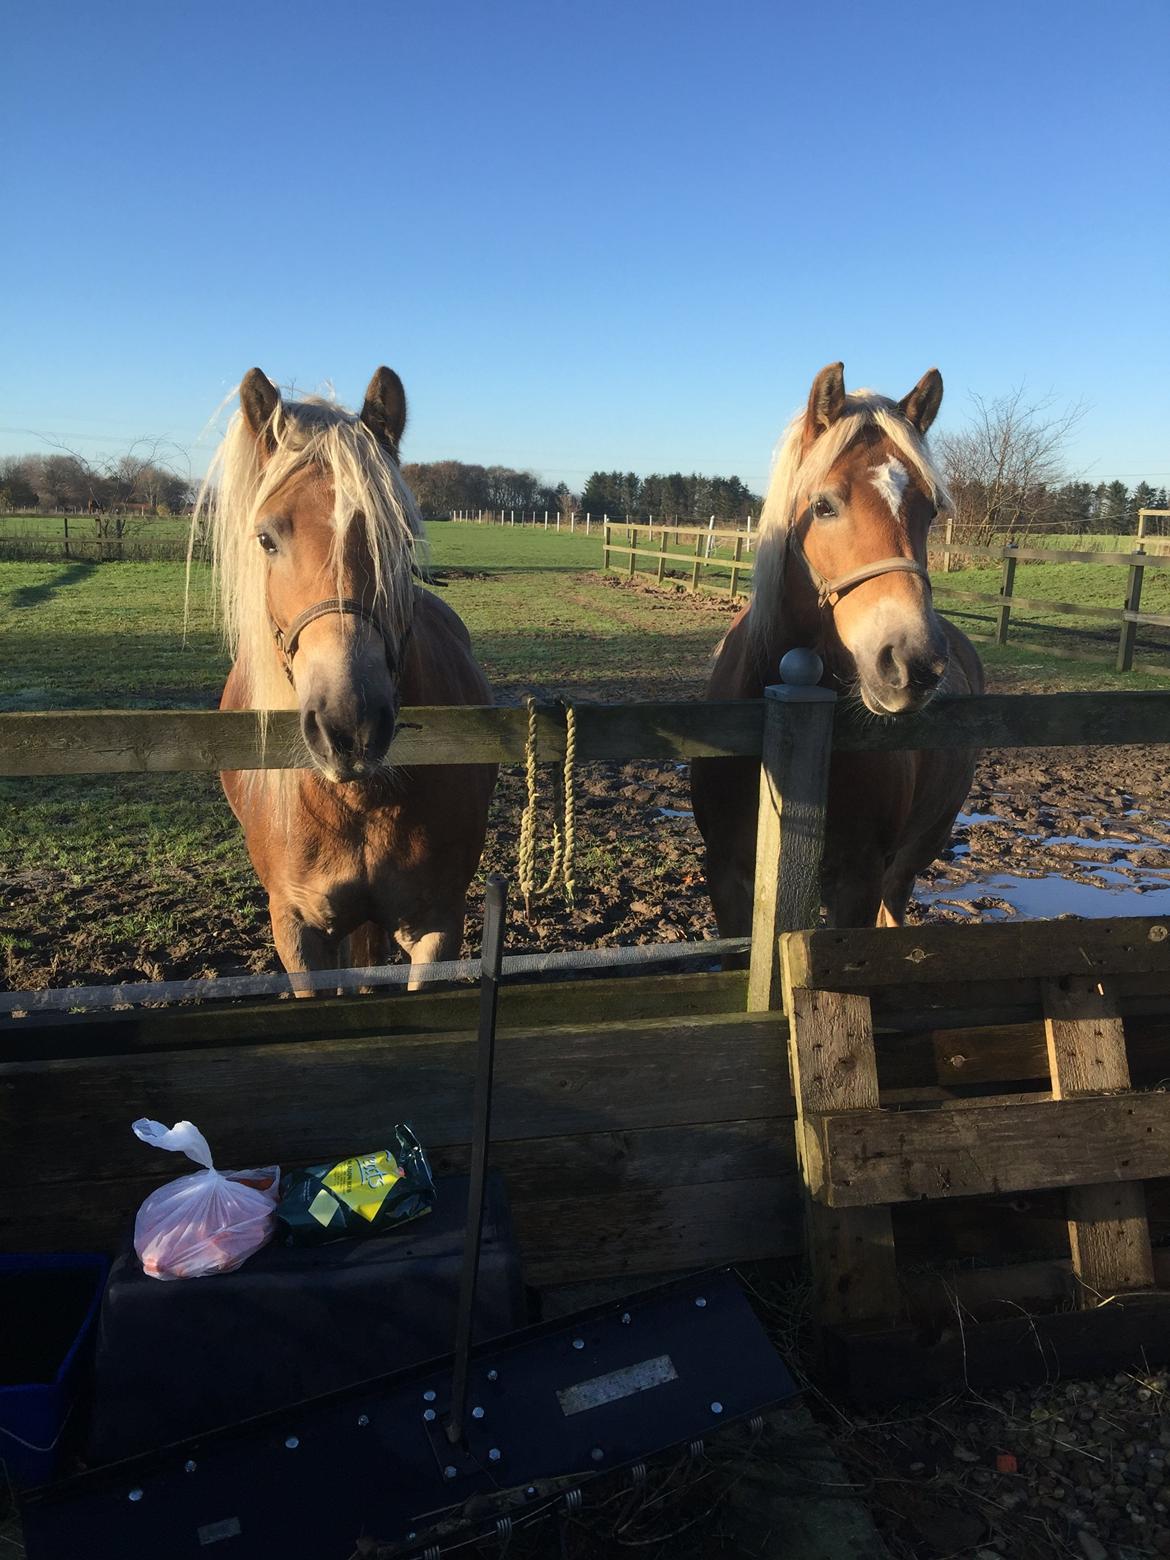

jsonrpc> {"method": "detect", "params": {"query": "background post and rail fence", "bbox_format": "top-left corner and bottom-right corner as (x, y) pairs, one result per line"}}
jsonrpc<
(603, 520), (1170, 672)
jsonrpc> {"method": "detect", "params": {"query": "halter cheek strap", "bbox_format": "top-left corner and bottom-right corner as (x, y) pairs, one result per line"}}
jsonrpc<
(269, 596), (414, 687)
(788, 525), (932, 610)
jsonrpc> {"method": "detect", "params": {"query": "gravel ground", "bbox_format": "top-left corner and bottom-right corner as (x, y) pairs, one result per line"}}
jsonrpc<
(826, 1368), (1170, 1560)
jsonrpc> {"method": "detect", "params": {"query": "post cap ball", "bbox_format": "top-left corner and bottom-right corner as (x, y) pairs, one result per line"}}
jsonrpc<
(779, 648), (824, 686)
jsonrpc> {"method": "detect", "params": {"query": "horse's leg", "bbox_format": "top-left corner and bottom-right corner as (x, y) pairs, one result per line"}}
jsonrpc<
(704, 845), (753, 968)
(877, 871), (916, 927)
(823, 858), (885, 928)
(394, 912), (465, 993)
(343, 921), (392, 994)
(270, 901), (341, 998)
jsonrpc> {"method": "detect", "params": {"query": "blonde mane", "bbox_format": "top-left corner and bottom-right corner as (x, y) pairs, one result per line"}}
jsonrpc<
(748, 390), (952, 658)
(192, 391), (426, 713)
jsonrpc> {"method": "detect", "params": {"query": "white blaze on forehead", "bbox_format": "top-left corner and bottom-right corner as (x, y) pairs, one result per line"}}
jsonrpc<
(870, 457), (909, 518)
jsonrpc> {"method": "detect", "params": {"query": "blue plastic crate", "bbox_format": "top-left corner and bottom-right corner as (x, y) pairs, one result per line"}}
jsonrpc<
(0, 1253), (108, 1487)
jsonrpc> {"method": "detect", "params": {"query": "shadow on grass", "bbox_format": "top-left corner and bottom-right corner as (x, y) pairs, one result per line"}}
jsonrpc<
(6, 561), (97, 610)
(0, 629), (720, 710)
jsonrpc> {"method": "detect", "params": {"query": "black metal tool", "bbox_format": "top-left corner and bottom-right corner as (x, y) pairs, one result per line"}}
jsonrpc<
(447, 875), (507, 1449)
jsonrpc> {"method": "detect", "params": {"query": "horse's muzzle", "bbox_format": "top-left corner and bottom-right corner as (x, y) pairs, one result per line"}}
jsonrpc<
(863, 638), (949, 715)
(301, 700), (397, 781)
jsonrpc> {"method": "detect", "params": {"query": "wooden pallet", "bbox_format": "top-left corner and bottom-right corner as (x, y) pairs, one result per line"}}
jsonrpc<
(780, 915), (1170, 1401)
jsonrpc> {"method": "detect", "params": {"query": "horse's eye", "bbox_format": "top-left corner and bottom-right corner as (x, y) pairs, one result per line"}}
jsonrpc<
(256, 532), (278, 555)
(812, 496), (836, 520)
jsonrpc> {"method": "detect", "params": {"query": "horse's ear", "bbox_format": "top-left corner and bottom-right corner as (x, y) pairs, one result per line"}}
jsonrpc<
(239, 369), (280, 445)
(899, 369), (943, 435)
(361, 367), (408, 457)
(807, 362), (847, 435)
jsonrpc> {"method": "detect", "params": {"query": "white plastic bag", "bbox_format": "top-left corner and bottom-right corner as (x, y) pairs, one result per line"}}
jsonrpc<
(132, 1119), (280, 1281)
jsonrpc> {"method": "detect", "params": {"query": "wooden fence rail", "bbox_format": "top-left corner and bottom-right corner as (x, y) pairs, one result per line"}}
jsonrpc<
(5, 692), (1170, 779)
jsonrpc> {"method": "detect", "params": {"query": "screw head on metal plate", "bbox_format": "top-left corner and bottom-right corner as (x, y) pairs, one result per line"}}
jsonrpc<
(779, 648), (823, 687)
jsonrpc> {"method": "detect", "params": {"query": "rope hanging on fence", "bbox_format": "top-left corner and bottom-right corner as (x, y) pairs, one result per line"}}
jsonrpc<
(517, 696), (577, 917)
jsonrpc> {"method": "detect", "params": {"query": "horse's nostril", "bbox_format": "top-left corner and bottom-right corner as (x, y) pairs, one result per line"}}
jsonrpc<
(877, 644), (908, 688)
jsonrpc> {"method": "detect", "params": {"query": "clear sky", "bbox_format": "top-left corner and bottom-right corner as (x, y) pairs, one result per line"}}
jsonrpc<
(4, 0), (1167, 495)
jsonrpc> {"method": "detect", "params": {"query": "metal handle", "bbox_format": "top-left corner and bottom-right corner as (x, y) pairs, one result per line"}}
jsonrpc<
(447, 876), (508, 1446)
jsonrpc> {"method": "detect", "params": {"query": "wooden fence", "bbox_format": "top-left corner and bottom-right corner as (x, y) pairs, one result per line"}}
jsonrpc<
(605, 521), (1170, 671)
(1138, 507), (1170, 540)
(603, 520), (755, 596)
(0, 532), (193, 563)
(450, 509), (756, 546)
(4, 689), (1170, 1310)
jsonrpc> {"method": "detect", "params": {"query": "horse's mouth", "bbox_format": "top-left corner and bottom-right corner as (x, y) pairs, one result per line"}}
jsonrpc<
(859, 684), (940, 718)
(315, 756), (377, 784)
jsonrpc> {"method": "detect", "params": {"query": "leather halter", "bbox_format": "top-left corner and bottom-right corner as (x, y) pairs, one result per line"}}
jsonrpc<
(787, 522), (931, 610)
(269, 596), (412, 686)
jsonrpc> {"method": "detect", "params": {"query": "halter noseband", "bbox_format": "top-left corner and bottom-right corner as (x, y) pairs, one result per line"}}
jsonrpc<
(270, 596), (412, 687)
(787, 522), (931, 610)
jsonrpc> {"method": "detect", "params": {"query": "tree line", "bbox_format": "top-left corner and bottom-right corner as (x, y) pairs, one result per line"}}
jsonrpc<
(0, 451), (191, 519)
(399, 461), (763, 520)
(2, 387), (1164, 542)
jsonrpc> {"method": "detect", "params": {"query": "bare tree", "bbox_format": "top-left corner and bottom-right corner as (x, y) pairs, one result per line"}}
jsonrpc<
(937, 388), (1087, 544)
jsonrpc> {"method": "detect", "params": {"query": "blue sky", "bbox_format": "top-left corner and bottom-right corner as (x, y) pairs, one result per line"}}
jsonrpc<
(4, 0), (1167, 494)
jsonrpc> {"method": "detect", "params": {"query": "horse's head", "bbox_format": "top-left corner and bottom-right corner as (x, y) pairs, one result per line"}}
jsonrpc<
(757, 363), (951, 716)
(234, 366), (417, 782)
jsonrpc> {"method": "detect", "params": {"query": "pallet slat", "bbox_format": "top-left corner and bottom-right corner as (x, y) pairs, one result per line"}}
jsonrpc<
(808, 1090), (1170, 1207)
(1042, 977), (1155, 1298)
(786, 918), (1170, 990)
(782, 961), (898, 1328)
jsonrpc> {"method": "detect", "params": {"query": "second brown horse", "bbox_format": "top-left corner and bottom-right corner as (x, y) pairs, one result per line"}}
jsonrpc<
(691, 362), (983, 931)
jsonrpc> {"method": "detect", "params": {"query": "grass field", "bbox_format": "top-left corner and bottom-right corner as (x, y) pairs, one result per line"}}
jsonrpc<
(1, 521), (1168, 991)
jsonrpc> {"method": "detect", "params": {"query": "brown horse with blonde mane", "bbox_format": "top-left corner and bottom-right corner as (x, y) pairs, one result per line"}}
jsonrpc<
(691, 362), (983, 930)
(196, 366), (495, 990)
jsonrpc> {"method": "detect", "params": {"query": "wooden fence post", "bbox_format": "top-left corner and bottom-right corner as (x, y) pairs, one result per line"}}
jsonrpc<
(747, 651), (836, 1013)
(690, 530), (703, 592)
(63, 514), (70, 559)
(602, 522), (612, 574)
(1117, 548), (1146, 673)
(995, 545), (1018, 645)
(628, 524), (637, 577)
(943, 515), (954, 573)
(729, 532), (744, 598)
(656, 527), (667, 584)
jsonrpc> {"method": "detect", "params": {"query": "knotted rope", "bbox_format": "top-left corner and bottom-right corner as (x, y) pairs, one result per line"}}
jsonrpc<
(517, 697), (577, 917)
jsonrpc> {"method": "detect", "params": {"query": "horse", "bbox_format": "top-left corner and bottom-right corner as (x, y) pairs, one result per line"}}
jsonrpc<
(195, 366), (496, 991)
(690, 362), (983, 931)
